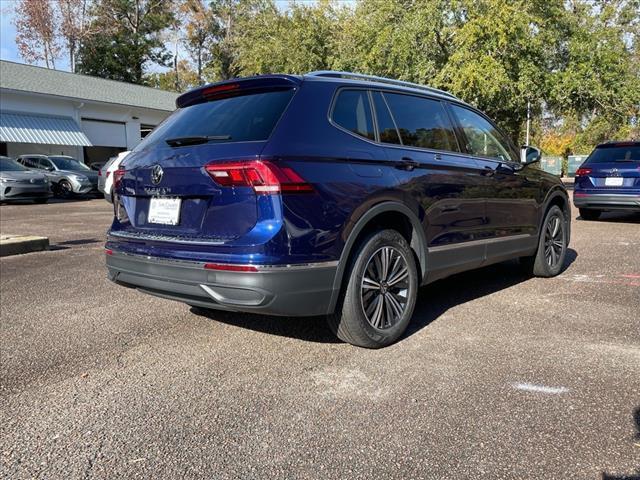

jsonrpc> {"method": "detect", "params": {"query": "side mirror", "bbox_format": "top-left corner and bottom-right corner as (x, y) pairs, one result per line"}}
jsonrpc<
(520, 146), (541, 165)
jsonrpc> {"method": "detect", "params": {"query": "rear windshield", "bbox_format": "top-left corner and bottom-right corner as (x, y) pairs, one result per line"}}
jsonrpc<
(136, 89), (295, 150)
(585, 145), (640, 163)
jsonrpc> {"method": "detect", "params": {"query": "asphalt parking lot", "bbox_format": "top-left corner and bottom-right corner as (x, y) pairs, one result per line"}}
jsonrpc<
(0, 199), (638, 479)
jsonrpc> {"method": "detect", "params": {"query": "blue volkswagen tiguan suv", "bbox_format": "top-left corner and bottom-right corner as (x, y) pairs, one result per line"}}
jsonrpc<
(105, 71), (571, 348)
(573, 141), (640, 220)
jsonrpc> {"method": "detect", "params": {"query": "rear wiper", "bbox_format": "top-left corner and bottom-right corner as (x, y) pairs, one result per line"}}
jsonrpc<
(165, 135), (232, 147)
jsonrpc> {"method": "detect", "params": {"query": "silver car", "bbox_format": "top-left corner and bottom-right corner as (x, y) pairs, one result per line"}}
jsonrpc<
(17, 155), (99, 198)
(0, 156), (52, 204)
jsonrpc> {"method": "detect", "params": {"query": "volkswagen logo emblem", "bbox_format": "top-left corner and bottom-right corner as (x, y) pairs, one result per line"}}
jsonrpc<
(151, 165), (164, 185)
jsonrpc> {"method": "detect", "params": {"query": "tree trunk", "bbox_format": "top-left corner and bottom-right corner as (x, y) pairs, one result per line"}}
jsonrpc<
(197, 45), (202, 84)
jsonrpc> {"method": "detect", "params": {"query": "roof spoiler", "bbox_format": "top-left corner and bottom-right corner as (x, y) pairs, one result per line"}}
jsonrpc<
(176, 75), (302, 108)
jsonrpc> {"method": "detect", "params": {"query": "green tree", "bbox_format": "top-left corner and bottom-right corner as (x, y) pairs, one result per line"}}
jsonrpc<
(145, 59), (200, 91)
(234, 0), (341, 75)
(331, 0), (455, 83)
(434, 0), (564, 143)
(181, 0), (215, 84)
(548, 0), (640, 147)
(76, 0), (175, 83)
(200, 0), (276, 81)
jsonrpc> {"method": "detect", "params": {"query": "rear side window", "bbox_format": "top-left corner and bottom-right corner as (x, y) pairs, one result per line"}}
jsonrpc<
(21, 157), (41, 168)
(383, 93), (458, 152)
(332, 90), (375, 140)
(585, 145), (640, 164)
(136, 89), (295, 150)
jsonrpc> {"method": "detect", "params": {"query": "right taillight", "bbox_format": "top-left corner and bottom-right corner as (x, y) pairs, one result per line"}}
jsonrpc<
(204, 160), (313, 194)
(575, 167), (592, 177)
(113, 168), (126, 190)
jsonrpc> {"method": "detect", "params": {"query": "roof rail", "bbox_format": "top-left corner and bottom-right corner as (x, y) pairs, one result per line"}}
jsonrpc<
(306, 70), (458, 100)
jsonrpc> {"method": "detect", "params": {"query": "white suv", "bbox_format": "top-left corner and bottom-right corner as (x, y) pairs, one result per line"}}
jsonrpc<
(98, 151), (129, 203)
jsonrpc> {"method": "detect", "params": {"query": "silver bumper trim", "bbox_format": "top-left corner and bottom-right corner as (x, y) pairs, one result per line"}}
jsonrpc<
(107, 250), (339, 272)
(108, 229), (228, 246)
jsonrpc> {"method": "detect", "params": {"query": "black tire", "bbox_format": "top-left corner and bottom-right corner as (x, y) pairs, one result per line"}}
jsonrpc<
(33, 198), (48, 204)
(55, 180), (73, 198)
(327, 229), (419, 348)
(579, 208), (601, 220)
(521, 205), (567, 278)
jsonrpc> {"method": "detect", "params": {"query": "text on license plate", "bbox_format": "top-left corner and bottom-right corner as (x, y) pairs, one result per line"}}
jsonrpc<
(605, 177), (624, 186)
(148, 197), (181, 225)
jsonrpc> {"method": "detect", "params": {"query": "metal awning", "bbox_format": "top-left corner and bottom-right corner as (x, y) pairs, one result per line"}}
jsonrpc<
(0, 111), (92, 146)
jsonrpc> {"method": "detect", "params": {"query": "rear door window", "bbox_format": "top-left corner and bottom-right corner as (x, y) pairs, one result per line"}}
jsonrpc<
(137, 89), (295, 150)
(331, 90), (375, 140)
(383, 92), (459, 152)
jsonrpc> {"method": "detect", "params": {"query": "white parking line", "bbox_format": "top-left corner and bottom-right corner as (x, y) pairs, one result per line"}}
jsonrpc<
(512, 382), (569, 395)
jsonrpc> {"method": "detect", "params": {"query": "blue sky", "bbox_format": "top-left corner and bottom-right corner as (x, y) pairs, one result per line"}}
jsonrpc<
(1, 1), (21, 64)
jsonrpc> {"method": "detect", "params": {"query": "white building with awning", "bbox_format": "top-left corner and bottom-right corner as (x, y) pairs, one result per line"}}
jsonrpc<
(0, 60), (178, 166)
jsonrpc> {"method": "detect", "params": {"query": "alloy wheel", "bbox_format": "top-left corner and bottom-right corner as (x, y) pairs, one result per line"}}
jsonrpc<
(360, 246), (410, 330)
(544, 214), (564, 269)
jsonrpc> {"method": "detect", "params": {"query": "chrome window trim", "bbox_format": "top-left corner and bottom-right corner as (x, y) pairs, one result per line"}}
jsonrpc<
(327, 87), (470, 160)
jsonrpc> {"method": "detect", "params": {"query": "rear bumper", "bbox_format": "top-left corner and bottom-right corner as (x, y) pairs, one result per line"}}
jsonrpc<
(573, 192), (640, 210)
(105, 251), (338, 316)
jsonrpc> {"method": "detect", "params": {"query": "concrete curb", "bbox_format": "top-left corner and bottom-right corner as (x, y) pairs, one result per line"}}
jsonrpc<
(0, 235), (50, 257)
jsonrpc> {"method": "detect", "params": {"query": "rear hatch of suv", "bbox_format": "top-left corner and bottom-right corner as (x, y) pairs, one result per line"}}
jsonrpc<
(576, 142), (640, 191)
(110, 76), (301, 246)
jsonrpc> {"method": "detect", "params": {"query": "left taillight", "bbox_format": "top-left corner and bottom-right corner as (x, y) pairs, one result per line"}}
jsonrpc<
(204, 160), (313, 194)
(113, 168), (126, 190)
(575, 167), (592, 177)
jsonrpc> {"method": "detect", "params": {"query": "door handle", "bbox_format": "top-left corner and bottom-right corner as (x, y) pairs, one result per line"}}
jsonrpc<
(395, 157), (420, 171)
(482, 166), (495, 177)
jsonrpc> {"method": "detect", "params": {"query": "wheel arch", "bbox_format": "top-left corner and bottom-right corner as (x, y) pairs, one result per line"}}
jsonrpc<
(540, 186), (571, 246)
(327, 202), (427, 313)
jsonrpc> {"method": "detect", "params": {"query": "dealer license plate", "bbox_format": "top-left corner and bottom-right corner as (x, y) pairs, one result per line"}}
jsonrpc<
(605, 177), (624, 187)
(148, 197), (181, 225)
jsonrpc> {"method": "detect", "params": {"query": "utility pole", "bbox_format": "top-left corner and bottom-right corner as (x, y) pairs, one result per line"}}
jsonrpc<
(526, 99), (531, 146)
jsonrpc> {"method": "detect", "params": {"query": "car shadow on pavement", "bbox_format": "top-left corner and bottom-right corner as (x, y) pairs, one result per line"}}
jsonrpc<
(600, 407), (640, 480)
(577, 212), (640, 224)
(191, 249), (577, 345)
(189, 307), (340, 344)
(48, 238), (101, 250)
(403, 248), (577, 340)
